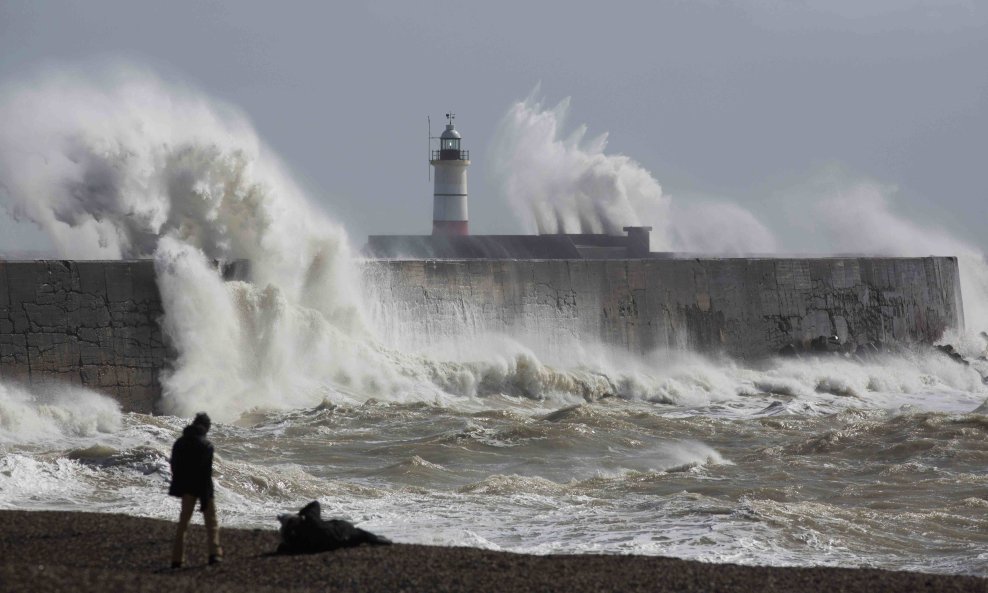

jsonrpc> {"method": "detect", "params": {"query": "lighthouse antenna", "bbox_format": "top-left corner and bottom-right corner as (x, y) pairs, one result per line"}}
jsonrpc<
(427, 115), (431, 182)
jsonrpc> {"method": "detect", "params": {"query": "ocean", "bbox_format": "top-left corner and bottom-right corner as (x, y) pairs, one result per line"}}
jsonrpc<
(2, 67), (988, 577)
(3, 345), (988, 574)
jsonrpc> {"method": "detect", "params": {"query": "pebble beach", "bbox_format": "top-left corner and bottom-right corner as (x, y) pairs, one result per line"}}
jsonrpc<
(0, 510), (985, 593)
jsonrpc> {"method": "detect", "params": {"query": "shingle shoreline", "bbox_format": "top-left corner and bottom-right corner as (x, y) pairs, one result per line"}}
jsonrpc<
(0, 510), (983, 593)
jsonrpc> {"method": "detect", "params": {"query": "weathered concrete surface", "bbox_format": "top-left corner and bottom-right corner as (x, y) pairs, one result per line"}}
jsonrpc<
(365, 257), (964, 358)
(0, 257), (964, 413)
(0, 261), (166, 412)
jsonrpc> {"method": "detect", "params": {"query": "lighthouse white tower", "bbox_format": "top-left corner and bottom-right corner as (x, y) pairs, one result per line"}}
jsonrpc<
(431, 113), (470, 236)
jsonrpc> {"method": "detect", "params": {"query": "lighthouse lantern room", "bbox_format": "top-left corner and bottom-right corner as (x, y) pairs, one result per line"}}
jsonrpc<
(431, 113), (470, 236)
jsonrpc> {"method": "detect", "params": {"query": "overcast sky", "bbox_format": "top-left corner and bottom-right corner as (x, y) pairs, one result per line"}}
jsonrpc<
(0, 0), (985, 253)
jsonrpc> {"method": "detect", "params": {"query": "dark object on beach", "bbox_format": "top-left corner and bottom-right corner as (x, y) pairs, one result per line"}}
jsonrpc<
(277, 501), (391, 554)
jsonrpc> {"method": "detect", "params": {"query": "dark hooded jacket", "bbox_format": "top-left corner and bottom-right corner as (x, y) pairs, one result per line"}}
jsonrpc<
(168, 423), (215, 501)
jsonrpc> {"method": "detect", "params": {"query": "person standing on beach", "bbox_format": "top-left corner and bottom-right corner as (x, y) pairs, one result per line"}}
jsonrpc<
(169, 412), (223, 568)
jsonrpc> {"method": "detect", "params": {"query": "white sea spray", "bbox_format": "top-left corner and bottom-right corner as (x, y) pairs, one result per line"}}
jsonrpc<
(2, 64), (988, 574)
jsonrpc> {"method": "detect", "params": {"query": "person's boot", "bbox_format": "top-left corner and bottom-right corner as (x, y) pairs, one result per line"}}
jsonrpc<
(171, 561), (183, 569)
(208, 554), (223, 565)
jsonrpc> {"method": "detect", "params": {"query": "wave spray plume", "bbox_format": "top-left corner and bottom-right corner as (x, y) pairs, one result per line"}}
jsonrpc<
(0, 65), (382, 420)
(490, 90), (777, 254)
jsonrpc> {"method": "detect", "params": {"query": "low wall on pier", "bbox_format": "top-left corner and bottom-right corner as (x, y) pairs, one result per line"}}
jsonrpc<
(0, 256), (965, 413)
(365, 257), (964, 358)
(0, 261), (166, 413)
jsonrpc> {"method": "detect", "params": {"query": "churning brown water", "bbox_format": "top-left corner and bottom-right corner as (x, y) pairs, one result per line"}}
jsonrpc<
(3, 348), (988, 575)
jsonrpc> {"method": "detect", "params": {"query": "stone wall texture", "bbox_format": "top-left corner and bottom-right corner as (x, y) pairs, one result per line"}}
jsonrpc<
(0, 261), (166, 413)
(366, 257), (964, 358)
(0, 257), (964, 413)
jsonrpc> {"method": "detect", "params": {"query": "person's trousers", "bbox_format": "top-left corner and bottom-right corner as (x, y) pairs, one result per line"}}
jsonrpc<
(171, 494), (222, 565)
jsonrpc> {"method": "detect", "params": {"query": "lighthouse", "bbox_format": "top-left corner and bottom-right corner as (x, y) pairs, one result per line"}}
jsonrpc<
(431, 113), (470, 236)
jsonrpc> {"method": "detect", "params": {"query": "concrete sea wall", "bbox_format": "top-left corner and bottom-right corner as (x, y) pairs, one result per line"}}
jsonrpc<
(0, 261), (166, 413)
(0, 257), (964, 412)
(366, 257), (964, 358)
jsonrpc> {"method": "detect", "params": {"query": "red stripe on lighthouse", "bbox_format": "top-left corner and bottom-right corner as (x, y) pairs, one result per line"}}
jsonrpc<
(432, 220), (469, 236)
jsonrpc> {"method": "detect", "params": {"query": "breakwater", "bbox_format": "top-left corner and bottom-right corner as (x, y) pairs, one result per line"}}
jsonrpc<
(0, 257), (964, 412)
(368, 256), (964, 357)
(0, 261), (165, 412)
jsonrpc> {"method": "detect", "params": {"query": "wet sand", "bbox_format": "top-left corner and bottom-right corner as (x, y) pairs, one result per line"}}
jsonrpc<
(0, 510), (984, 593)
